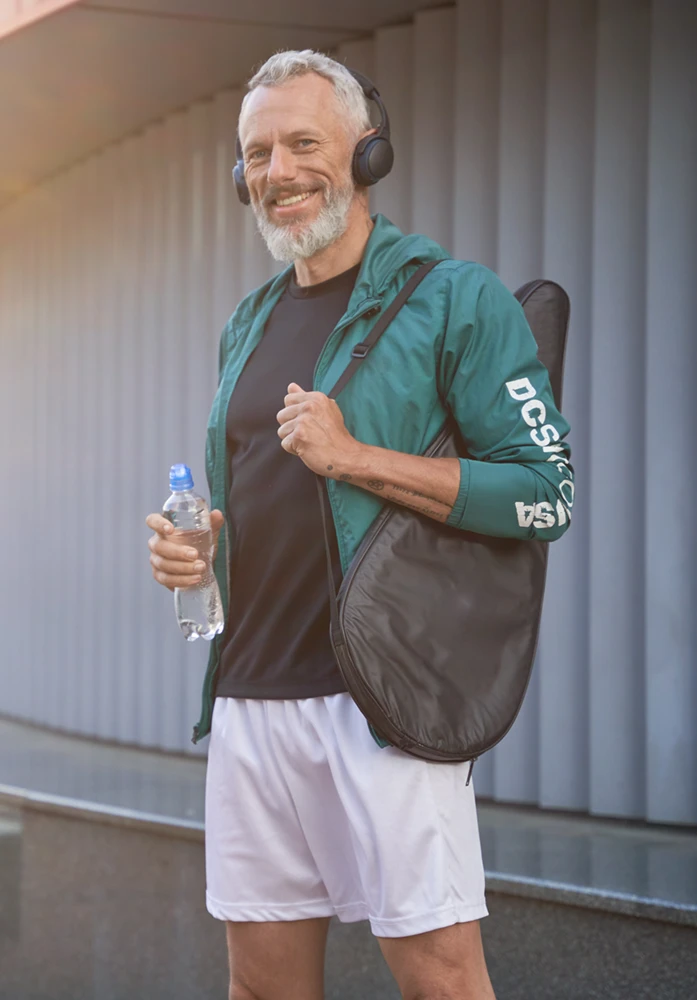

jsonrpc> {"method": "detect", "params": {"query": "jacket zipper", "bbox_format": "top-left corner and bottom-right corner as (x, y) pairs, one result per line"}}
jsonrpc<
(311, 294), (382, 573)
(312, 295), (382, 391)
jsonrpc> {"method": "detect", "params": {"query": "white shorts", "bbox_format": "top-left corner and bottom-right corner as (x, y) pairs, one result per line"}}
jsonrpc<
(205, 692), (488, 938)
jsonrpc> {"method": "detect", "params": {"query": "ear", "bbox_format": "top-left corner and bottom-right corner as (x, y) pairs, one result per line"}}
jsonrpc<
(356, 126), (378, 143)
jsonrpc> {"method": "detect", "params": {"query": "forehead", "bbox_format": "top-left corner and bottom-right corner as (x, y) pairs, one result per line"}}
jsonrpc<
(239, 74), (342, 145)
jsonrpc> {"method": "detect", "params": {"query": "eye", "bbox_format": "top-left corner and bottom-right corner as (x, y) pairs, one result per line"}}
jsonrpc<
(296, 138), (316, 149)
(247, 149), (268, 161)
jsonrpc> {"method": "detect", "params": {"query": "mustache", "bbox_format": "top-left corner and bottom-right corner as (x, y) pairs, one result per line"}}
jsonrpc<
(262, 183), (324, 207)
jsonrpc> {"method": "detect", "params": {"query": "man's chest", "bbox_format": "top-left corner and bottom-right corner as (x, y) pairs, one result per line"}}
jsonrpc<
(225, 296), (347, 445)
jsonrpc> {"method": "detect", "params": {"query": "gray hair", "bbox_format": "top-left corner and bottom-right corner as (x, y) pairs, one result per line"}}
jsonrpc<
(240, 49), (371, 140)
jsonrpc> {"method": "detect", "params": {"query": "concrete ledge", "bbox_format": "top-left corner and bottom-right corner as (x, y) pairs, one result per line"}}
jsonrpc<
(2, 717), (697, 930)
(486, 871), (697, 928)
(0, 783), (204, 843)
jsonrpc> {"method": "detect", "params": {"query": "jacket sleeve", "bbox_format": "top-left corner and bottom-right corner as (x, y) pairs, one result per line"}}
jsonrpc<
(438, 264), (574, 541)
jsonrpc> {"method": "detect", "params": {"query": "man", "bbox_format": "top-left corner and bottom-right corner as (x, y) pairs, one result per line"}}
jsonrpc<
(147, 50), (573, 1000)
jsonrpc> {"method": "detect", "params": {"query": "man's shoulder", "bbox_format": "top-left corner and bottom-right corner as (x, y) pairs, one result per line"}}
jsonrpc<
(426, 258), (522, 316)
(430, 257), (505, 290)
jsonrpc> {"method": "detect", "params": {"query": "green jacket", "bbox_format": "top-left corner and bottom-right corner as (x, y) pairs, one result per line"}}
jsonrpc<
(192, 214), (574, 744)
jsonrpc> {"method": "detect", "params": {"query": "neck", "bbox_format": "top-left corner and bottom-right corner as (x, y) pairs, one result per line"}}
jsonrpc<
(293, 200), (374, 287)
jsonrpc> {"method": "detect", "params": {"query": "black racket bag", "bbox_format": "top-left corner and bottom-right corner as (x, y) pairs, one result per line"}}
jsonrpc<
(317, 264), (570, 765)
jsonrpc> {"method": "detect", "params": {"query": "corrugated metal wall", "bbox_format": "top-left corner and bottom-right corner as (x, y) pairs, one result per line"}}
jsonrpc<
(1, 0), (695, 824)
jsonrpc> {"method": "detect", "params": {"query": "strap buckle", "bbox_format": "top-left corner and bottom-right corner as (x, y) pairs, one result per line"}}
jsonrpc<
(351, 343), (370, 359)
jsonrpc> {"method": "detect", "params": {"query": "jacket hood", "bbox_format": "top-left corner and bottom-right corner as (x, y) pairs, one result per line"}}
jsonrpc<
(353, 214), (452, 298)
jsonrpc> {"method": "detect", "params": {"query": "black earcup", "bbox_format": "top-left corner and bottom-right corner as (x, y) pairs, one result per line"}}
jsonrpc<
(352, 134), (395, 188)
(233, 158), (251, 206)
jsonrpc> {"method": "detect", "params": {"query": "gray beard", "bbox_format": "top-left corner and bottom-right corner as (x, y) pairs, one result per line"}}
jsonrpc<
(252, 181), (356, 263)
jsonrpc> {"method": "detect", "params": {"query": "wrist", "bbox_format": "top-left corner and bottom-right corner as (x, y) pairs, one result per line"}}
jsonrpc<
(334, 440), (375, 480)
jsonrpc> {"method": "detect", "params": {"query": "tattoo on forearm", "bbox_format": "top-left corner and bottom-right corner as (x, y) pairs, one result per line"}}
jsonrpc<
(390, 483), (442, 504)
(340, 474), (352, 481)
(390, 496), (450, 522)
(360, 477), (451, 522)
(363, 478), (447, 509)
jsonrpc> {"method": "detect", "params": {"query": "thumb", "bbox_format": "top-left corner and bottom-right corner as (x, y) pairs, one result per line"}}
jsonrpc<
(210, 509), (225, 536)
(288, 382), (304, 393)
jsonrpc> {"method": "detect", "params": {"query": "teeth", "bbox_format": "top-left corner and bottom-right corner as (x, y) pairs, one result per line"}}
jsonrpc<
(276, 192), (313, 207)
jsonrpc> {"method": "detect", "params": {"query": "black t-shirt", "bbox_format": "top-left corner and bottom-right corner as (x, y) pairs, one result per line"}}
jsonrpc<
(215, 263), (360, 699)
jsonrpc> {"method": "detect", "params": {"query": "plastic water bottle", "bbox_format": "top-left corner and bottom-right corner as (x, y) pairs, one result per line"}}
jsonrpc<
(162, 464), (224, 642)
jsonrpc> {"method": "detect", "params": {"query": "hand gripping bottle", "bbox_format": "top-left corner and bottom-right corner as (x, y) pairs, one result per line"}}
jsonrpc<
(162, 464), (224, 641)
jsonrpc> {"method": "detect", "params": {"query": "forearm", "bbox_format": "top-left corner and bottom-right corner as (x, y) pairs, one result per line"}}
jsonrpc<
(334, 442), (573, 540)
(335, 444), (460, 523)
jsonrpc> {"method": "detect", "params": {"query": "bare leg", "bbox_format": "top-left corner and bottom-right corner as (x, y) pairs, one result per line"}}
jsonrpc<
(225, 917), (331, 1000)
(378, 919), (497, 1000)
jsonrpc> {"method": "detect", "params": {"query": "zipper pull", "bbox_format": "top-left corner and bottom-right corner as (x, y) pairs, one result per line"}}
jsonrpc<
(465, 757), (478, 786)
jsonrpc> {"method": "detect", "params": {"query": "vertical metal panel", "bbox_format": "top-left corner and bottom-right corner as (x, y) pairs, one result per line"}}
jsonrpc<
(0, 2), (695, 823)
(490, 0), (548, 805)
(100, 139), (126, 743)
(62, 162), (79, 736)
(411, 6), (456, 249)
(148, 119), (182, 750)
(537, 0), (596, 811)
(116, 135), (141, 745)
(134, 123), (163, 748)
(45, 183), (65, 731)
(589, 0), (650, 818)
(372, 24), (414, 234)
(453, 0), (502, 271)
(496, 0), (547, 291)
(645, 0), (697, 825)
(0, 201), (22, 717)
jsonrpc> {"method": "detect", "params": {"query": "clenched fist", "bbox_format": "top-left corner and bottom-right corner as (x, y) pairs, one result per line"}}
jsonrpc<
(276, 382), (362, 477)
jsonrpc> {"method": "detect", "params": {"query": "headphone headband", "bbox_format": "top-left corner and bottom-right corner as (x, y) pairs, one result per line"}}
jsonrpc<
(232, 67), (394, 205)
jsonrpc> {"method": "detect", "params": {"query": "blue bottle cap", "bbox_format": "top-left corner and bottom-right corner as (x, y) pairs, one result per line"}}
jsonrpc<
(169, 464), (194, 491)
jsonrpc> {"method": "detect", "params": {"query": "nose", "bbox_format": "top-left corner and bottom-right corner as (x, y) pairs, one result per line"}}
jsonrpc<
(266, 143), (298, 188)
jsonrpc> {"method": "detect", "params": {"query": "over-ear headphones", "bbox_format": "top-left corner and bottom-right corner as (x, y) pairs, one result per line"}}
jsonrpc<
(232, 67), (394, 206)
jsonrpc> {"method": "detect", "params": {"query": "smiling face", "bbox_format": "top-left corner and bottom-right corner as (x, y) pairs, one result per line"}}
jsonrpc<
(239, 73), (364, 262)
